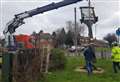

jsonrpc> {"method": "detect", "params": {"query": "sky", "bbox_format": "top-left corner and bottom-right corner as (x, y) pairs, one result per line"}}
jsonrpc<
(0, 0), (120, 39)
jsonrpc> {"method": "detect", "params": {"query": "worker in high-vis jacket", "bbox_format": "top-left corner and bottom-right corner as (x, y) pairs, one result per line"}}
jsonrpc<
(111, 42), (120, 73)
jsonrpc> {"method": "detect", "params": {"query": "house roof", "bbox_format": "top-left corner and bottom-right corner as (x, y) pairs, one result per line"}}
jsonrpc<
(34, 32), (52, 40)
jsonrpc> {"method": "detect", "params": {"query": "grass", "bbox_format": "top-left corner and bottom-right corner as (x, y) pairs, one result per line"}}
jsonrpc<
(0, 69), (1, 82)
(39, 56), (120, 82)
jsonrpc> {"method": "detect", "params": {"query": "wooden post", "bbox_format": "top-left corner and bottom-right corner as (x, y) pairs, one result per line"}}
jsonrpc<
(45, 46), (50, 73)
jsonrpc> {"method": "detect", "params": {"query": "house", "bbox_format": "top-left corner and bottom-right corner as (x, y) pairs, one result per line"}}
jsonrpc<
(79, 36), (108, 47)
(33, 32), (54, 49)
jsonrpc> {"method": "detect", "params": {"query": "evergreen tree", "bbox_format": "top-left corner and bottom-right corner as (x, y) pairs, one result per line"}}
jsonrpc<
(65, 30), (74, 47)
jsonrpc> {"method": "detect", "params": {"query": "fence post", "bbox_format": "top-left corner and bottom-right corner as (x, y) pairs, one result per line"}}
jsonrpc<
(2, 52), (13, 82)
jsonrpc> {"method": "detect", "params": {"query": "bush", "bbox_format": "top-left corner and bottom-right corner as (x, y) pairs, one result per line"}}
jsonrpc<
(49, 48), (67, 71)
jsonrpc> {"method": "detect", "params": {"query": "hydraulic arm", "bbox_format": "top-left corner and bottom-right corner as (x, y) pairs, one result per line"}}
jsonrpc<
(4, 0), (83, 34)
(3, 0), (83, 49)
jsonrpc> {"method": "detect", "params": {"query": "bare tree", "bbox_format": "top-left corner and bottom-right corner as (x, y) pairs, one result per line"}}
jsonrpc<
(66, 21), (85, 36)
(66, 21), (85, 46)
(54, 28), (66, 48)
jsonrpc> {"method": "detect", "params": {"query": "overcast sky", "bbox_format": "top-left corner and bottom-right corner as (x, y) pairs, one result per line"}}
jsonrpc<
(0, 0), (120, 39)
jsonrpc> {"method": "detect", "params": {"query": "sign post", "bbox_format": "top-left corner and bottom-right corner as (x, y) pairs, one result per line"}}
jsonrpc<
(116, 28), (120, 44)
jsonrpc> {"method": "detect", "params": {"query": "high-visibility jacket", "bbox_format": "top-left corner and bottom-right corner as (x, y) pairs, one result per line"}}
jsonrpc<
(112, 46), (120, 62)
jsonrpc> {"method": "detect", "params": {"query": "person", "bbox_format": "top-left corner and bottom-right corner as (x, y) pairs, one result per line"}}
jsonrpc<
(89, 43), (97, 69)
(83, 44), (96, 75)
(111, 42), (120, 73)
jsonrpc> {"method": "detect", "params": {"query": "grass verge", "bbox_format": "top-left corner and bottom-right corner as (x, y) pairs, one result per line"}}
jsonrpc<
(39, 56), (120, 82)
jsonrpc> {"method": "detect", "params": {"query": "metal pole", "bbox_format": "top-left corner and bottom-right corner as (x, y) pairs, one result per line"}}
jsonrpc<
(88, 0), (91, 22)
(89, 0), (91, 8)
(88, 0), (93, 39)
(95, 24), (97, 39)
(2, 34), (13, 82)
(74, 7), (77, 55)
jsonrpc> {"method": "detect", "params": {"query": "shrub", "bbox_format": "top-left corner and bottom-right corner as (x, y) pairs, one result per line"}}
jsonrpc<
(49, 48), (67, 71)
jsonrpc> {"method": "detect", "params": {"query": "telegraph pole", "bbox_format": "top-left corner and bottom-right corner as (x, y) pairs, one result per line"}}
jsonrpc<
(74, 7), (77, 55)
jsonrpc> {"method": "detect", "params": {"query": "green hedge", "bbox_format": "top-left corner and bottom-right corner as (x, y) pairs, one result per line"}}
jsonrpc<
(49, 48), (67, 71)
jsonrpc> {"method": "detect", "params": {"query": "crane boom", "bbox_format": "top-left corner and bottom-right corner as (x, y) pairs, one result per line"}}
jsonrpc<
(3, 0), (83, 49)
(3, 0), (82, 34)
(16, 0), (82, 19)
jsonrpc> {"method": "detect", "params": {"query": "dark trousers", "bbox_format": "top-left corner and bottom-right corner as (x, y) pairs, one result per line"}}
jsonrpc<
(86, 61), (93, 75)
(113, 62), (120, 73)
